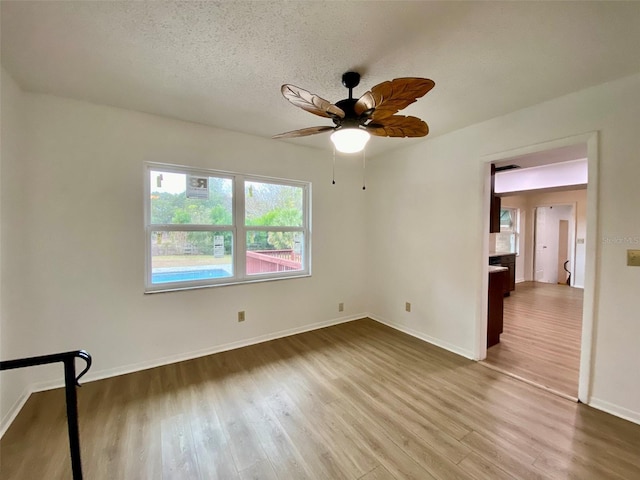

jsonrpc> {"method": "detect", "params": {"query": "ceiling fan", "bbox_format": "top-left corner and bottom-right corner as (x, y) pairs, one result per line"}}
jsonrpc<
(273, 72), (435, 153)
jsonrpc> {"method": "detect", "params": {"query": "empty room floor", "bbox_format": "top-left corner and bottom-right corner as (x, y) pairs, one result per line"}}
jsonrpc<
(484, 281), (583, 399)
(2, 319), (638, 479)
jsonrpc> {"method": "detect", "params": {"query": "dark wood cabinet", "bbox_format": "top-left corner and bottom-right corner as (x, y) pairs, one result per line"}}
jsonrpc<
(487, 267), (509, 347)
(489, 164), (501, 233)
(501, 254), (516, 293)
(489, 253), (516, 294)
(490, 195), (501, 233)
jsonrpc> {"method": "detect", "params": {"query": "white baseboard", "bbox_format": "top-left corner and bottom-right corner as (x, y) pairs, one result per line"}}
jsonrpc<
(7, 313), (637, 439)
(515, 278), (584, 289)
(588, 397), (640, 426)
(0, 385), (32, 438)
(368, 313), (475, 360)
(31, 313), (366, 393)
(368, 316), (640, 426)
(3, 313), (366, 439)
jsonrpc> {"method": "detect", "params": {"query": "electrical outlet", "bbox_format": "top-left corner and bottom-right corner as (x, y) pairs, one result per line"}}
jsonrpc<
(338, 302), (344, 312)
(405, 302), (411, 312)
(628, 250), (640, 267)
(238, 311), (245, 322)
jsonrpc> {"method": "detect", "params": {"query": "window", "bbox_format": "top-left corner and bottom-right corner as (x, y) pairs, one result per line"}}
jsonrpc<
(145, 163), (310, 292)
(495, 207), (519, 254)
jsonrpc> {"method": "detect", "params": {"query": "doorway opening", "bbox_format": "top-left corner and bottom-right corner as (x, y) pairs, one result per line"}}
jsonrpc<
(479, 134), (597, 402)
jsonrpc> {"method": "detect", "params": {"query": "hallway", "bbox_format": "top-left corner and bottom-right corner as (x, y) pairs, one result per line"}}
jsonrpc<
(483, 281), (583, 398)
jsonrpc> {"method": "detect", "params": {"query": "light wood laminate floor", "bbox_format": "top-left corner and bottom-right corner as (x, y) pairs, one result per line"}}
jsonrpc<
(484, 282), (583, 398)
(2, 319), (638, 479)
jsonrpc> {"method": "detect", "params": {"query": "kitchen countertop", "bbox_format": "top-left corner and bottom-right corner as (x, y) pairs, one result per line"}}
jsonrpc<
(489, 252), (516, 258)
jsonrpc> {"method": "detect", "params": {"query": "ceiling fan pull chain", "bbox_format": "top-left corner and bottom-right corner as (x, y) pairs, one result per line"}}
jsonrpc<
(332, 146), (336, 185)
(362, 150), (366, 191)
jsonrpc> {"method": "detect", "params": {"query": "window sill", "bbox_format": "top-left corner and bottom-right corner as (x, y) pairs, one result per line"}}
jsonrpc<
(144, 272), (312, 294)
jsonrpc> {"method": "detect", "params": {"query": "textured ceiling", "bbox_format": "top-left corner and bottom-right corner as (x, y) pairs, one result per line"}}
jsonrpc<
(3, 1), (640, 156)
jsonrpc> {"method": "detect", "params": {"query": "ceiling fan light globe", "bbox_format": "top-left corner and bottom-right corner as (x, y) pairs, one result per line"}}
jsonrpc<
(330, 128), (371, 154)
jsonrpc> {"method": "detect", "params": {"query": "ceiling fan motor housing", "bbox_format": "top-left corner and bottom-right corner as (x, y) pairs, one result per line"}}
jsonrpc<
(333, 98), (362, 127)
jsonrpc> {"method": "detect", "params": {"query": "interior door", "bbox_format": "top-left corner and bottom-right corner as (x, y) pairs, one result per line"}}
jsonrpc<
(557, 220), (570, 284)
(534, 207), (547, 282)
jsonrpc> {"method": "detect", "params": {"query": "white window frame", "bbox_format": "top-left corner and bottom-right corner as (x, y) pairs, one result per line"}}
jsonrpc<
(144, 162), (311, 293)
(497, 206), (520, 255)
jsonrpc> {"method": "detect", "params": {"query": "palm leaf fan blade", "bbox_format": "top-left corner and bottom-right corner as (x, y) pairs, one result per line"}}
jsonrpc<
(354, 91), (376, 116)
(356, 78), (435, 120)
(281, 85), (345, 119)
(272, 126), (335, 139)
(366, 115), (429, 137)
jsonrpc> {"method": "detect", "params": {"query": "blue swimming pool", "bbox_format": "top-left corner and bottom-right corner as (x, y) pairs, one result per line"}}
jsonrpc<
(152, 268), (232, 284)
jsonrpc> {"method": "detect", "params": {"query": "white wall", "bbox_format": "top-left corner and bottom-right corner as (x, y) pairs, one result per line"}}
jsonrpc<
(502, 188), (587, 287)
(0, 90), (367, 430)
(3, 70), (639, 432)
(367, 73), (640, 423)
(528, 190), (588, 288)
(0, 68), (32, 433)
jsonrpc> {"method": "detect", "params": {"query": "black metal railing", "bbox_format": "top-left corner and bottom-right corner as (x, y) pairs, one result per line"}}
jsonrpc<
(1, 350), (92, 480)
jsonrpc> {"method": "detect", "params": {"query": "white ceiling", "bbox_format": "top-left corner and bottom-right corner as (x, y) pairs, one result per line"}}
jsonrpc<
(3, 1), (640, 157)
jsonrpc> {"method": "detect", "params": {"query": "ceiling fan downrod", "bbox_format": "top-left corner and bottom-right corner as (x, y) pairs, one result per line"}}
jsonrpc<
(334, 72), (365, 128)
(341, 71), (361, 100)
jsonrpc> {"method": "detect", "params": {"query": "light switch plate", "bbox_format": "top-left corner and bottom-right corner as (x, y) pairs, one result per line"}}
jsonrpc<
(628, 250), (640, 267)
